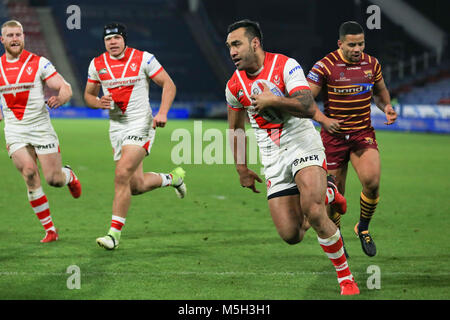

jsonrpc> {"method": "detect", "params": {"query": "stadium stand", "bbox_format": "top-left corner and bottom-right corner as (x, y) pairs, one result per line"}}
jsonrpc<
(46, 0), (224, 103)
(3, 0), (50, 59)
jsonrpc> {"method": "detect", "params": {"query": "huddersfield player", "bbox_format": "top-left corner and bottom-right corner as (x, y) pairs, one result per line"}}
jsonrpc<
(307, 21), (397, 257)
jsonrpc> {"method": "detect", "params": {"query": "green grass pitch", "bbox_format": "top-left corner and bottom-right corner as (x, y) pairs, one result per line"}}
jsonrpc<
(0, 118), (449, 300)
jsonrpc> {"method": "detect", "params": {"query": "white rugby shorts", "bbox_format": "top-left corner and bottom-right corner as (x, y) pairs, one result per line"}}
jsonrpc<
(109, 120), (155, 161)
(4, 121), (60, 157)
(263, 129), (326, 199)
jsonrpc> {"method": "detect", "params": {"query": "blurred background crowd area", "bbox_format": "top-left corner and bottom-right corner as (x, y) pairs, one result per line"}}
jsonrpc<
(0, 0), (449, 132)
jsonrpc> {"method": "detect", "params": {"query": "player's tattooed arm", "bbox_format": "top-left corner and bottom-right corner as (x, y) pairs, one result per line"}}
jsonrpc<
(251, 84), (316, 119)
(287, 89), (316, 118)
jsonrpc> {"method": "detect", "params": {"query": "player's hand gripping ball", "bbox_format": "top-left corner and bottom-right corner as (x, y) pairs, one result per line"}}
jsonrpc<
(250, 79), (285, 123)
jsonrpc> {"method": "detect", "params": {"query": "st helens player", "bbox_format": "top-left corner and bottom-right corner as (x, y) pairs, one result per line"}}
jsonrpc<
(307, 21), (397, 257)
(84, 23), (186, 250)
(225, 19), (359, 295)
(0, 20), (81, 243)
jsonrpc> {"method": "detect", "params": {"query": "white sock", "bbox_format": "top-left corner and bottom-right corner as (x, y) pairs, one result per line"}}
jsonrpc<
(158, 173), (172, 187)
(61, 167), (72, 185)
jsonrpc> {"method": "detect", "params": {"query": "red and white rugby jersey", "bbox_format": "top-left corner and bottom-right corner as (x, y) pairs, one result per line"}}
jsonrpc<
(225, 52), (318, 157)
(0, 50), (57, 125)
(88, 47), (163, 123)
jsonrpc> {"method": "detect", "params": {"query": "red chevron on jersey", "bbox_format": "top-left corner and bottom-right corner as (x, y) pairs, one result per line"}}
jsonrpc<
(251, 113), (283, 146)
(0, 51), (40, 120)
(93, 48), (143, 114)
(108, 85), (133, 113)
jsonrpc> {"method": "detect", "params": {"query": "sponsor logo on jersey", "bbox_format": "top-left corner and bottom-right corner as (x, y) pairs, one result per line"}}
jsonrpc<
(26, 66), (33, 75)
(347, 66), (361, 70)
(307, 71), (319, 82)
(44, 62), (52, 69)
(111, 64), (125, 68)
(6, 67), (19, 71)
(130, 62), (137, 72)
(332, 83), (373, 95)
(99, 68), (108, 75)
(35, 143), (56, 150)
(288, 65), (302, 75)
(364, 137), (375, 144)
(336, 72), (350, 82)
(125, 135), (144, 142)
(293, 154), (319, 166)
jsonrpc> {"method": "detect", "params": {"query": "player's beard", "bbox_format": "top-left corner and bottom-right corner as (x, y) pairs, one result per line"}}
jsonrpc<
(238, 50), (258, 72)
(5, 42), (24, 58)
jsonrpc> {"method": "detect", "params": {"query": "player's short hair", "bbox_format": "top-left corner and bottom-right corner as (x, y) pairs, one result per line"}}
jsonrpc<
(339, 21), (364, 40)
(227, 19), (263, 47)
(1, 20), (23, 35)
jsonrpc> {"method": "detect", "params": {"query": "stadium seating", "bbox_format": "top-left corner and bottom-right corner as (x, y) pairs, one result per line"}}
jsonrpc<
(3, 1), (50, 59)
(1, 0), (53, 99)
(46, 0), (224, 102)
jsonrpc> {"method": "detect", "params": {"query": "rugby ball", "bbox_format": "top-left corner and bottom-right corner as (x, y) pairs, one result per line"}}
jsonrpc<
(250, 79), (285, 123)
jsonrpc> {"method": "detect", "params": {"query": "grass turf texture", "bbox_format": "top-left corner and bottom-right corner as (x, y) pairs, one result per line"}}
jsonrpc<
(0, 119), (449, 300)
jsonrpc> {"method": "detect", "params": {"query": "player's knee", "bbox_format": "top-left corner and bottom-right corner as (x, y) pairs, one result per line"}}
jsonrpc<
(115, 167), (134, 185)
(362, 178), (379, 196)
(278, 228), (303, 245)
(22, 167), (38, 184)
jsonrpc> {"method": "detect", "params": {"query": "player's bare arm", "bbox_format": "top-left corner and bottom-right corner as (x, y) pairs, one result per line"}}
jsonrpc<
(228, 107), (262, 193)
(251, 83), (319, 118)
(306, 82), (343, 133)
(150, 69), (176, 128)
(45, 74), (72, 109)
(373, 78), (397, 125)
(84, 81), (113, 110)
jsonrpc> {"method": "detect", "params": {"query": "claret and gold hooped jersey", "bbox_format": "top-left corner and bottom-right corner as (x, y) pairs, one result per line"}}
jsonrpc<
(0, 50), (57, 126)
(225, 52), (320, 162)
(307, 49), (383, 133)
(87, 47), (163, 124)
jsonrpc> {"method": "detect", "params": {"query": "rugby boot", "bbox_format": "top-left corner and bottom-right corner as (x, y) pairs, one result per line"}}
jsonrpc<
(354, 223), (377, 257)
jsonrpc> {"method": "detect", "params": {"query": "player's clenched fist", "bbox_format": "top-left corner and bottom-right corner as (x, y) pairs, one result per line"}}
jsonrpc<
(152, 112), (168, 128)
(99, 94), (113, 109)
(46, 96), (64, 109)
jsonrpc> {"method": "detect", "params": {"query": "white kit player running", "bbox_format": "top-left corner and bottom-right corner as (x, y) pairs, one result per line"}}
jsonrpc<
(84, 23), (186, 250)
(0, 20), (81, 243)
(225, 20), (359, 295)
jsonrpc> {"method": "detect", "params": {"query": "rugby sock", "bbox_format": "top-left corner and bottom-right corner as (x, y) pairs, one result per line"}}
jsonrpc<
(61, 167), (73, 185)
(158, 173), (173, 187)
(109, 215), (126, 240)
(28, 187), (56, 233)
(328, 211), (342, 228)
(318, 229), (353, 283)
(358, 192), (379, 232)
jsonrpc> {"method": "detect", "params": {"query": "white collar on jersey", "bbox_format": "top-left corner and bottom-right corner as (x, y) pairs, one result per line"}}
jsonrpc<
(247, 64), (264, 77)
(6, 56), (20, 63)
